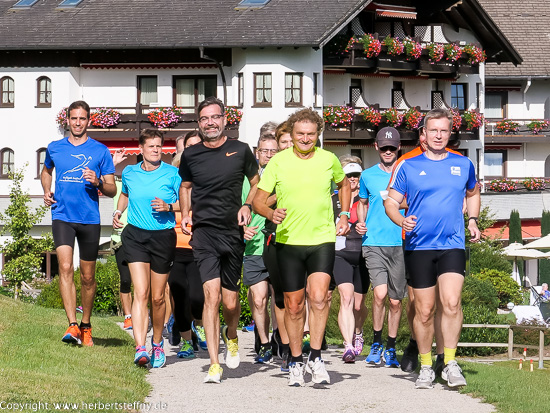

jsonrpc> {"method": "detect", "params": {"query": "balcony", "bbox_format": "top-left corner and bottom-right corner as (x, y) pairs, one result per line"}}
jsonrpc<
(485, 119), (550, 144)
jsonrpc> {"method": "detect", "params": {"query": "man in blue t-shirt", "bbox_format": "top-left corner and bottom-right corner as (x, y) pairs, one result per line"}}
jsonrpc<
(357, 127), (405, 369)
(385, 109), (481, 390)
(41, 100), (116, 347)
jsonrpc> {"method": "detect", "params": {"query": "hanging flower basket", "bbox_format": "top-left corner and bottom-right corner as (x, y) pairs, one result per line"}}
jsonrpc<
(56, 107), (68, 127)
(487, 178), (517, 192)
(403, 38), (423, 61)
(450, 107), (462, 131)
(444, 43), (462, 62)
(382, 36), (404, 56)
(527, 119), (550, 134)
(225, 106), (243, 125)
(360, 34), (381, 58)
(323, 105), (354, 128)
(359, 106), (382, 126)
(148, 107), (182, 129)
(403, 108), (423, 130)
(495, 119), (519, 134)
(426, 43), (444, 63)
(90, 108), (122, 128)
(382, 107), (404, 127)
(462, 44), (487, 65)
(463, 109), (484, 130)
(523, 178), (546, 191)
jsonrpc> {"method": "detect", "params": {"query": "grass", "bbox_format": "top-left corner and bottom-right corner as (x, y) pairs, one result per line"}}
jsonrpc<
(460, 360), (550, 413)
(0, 295), (150, 412)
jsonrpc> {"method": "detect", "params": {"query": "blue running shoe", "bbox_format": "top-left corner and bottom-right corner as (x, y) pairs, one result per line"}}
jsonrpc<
(255, 345), (273, 364)
(384, 348), (400, 368)
(365, 342), (384, 365)
(191, 320), (207, 351)
(177, 340), (196, 359)
(134, 346), (150, 366)
(150, 339), (166, 368)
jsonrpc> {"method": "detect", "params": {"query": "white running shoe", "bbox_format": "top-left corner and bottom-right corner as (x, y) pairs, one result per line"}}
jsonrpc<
(221, 325), (240, 369)
(288, 362), (305, 387)
(415, 365), (436, 389)
(442, 360), (467, 387)
(306, 357), (330, 384)
(203, 363), (223, 384)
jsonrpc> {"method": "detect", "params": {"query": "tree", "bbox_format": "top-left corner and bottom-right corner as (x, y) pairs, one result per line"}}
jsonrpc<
(0, 166), (53, 299)
(539, 210), (550, 285)
(508, 209), (523, 280)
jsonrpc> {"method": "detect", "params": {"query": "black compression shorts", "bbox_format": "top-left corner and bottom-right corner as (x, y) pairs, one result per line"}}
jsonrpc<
(121, 224), (176, 274)
(333, 249), (370, 294)
(114, 246), (132, 293)
(52, 220), (100, 261)
(404, 249), (466, 289)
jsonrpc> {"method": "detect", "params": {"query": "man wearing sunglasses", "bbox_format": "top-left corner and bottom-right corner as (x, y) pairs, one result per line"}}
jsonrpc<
(356, 126), (406, 368)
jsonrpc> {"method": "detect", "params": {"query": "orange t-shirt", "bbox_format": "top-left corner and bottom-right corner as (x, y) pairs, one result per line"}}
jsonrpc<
(175, 212), (191, 249)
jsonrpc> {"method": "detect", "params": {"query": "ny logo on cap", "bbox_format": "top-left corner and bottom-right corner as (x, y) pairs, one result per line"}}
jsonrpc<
(385, 130), (393, 140)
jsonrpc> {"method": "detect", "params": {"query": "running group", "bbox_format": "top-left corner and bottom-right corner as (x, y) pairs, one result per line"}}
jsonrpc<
(41, 98), (481, 389)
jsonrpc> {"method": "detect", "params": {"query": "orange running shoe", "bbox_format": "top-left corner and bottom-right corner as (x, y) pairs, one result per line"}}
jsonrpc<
(81, 326), (94, 347)
(123, 317), (133, 330)
(61, 324), (81, 345)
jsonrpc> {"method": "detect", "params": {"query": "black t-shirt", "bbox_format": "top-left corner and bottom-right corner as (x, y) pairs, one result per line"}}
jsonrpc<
(179, 138), (258, 232)
(332, 193), (362, 251)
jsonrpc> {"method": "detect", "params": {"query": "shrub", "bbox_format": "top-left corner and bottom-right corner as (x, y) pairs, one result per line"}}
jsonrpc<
(462, 275), (500, 309)
(458, 305), (509, 356)
(472, 269), (523, 307)
(512, 318), (550, 357)
(469, 241), (512, 274)
(219, 280), (252, 328)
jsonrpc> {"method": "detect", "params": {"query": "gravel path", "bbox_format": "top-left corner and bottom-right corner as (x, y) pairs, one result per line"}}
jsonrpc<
(134, 327), (495, 413)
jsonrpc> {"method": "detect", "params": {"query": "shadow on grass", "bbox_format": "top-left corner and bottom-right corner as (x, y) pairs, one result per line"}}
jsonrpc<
(93, 337), (129, 347)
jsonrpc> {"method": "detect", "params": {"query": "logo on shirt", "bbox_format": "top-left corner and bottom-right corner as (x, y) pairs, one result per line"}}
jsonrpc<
(60, 154), (92, 182)
(226, 151), (238, 157)
(419, 170), (427, 176)
(451, 166), (461, 176)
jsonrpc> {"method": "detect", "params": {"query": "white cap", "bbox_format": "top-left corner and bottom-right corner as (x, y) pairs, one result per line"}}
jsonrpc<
(343, 163), (362, 175)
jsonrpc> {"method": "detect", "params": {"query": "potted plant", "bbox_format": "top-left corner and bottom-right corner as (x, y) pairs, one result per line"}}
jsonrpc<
(444, 43), (462, 62)
(147, 107), (182, 129)
(359, 106), (382, 126)
(403, 107), (423, 129)
(487, 178), (517, 192)
(462, 44), (487, 65)
(495, 119), (520, 134)
(522, 178), (546, 191)
(382, 107), (404, 127)
(90, 108), (122, 128)
(323, 105), (354, 128)
(382, 36), (404, 56)
(360, 34), (381, 58)
(527, 119), (550, 134)
(450, 107), (462, 131)
(462, 109), (484, 130)
(344, 36), (360, 53)
(403, 38), (422, 61)
(426, 42), (444, 63)
(225, 106), (243, 125)
(56, 107), (68, 127)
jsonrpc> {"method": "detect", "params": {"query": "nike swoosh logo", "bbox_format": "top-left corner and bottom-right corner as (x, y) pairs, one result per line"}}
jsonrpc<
(226, 152), (237, 157)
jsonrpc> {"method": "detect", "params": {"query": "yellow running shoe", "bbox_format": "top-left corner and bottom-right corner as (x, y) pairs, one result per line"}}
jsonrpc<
(204, 363), (223, 384)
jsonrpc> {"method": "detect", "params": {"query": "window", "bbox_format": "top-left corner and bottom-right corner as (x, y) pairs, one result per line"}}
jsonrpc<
(1, 77), (14, 107)
(236, 0), (271, 10)
(173, 76), (216, 113)
(484, 150), (506, 178)
(37, 148), (46, 178)
(11, 0), (39, 9)
(485, 92), (507, 119)
(254, 73), (272, 107)
(37, 76), (51, 107)
(285, 73), (302, 107)
(0, 148), (14, 178)
(138, 76), (158, 107)
(451, 83), (467, 111)
(313, 73), (320, 107)
(237, 73), (244, 107)
(58, 0), (83, 7)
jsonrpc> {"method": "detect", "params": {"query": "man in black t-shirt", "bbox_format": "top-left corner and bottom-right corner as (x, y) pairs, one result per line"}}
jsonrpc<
(179, 97), (259, 384)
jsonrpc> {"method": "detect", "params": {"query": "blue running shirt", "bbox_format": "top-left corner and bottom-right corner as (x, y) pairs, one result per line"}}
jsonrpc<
(44, 137), (115, 224)
(122, 162), (182, 230)
(358, 164), (403, 247)
(390, 152), (476, 250)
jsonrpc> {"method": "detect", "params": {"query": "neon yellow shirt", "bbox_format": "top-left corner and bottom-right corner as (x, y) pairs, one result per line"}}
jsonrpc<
(258, 147), (345, 246)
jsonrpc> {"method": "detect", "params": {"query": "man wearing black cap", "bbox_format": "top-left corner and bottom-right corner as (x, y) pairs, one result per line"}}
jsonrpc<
(356, 126), (406, 368)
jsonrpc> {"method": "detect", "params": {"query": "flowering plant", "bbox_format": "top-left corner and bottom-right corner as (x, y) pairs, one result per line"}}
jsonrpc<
(323, 105), (354, 127)
(444, 43), (462, 62)
(527, 119), (550, 134)
(382, 36), (404, 56)
(496, 119), (520, 134)
(90, 108), (121, 128)
(56, 107), (68, 127)
(345, 36), (360, 53)
(487, 178), (517, 192)
(450, 107), (462, 131)
(426, 43), (444, 63)
(403, 107), (423, 129)
(360, 34), (381, 58)
(359, 106), (382, 126)
(147, 107), (182, 128)
(523, 177), (546, 191)
(462, 44), (487, 65)
(403, 38), (423, 60)
(382, 107), (404, 127)
(225, 106), (243, 125)
(463, 109), (484, 130)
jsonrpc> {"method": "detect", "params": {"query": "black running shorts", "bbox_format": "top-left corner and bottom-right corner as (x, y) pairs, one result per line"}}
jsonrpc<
(121, 224), (176, 274)
(276, 242), (335, 293)
(52, 220), (100, 261)
(404, 249), (466, 289)
(333, 249), (370, 294)
(114, 246), (132, 293)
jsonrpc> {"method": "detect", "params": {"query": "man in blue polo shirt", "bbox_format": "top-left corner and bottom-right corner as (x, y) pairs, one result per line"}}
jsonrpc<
(41, 100), (116, 347)
(385, 108), (480, 389)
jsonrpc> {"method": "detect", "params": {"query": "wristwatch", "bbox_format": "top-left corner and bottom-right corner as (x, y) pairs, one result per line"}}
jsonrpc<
(96, 179), (103, 188)
(339, 211), (351, 219)
(243, 203), (252, 211)
(168, 203), (174, 212)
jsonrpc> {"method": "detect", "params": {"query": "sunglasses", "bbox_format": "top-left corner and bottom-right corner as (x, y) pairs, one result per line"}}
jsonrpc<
(346, 173), (361, 178)
(379, 146), (398, 152)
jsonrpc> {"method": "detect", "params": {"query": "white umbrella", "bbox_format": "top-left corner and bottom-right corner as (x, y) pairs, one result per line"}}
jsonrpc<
(521, 234), (550, 250)
(502, 248), (550, 285)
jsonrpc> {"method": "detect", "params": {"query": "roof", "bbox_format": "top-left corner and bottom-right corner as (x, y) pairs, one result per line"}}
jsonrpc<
(481, 192), (550, 221)
(0, 0), (368, 50)
(479, 0), (549, 77)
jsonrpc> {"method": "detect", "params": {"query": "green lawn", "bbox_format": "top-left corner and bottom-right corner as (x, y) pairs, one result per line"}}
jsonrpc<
(0, 295), (150, 412)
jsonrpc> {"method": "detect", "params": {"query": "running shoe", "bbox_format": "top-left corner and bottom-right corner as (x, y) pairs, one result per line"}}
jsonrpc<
(134, 346), (150, 366)
(353, 333), (364, 356)
(442, 360), (467, 387)
(221, 325), (240, 369)
(81, 326), (93, 347)
(242, 321), (255, 332)
(123, 317), (133, 330)
(255, 345), (273, 364)
(150, 340), (166, 368)
(177, 340), (195, 359)
(365, 342), (384, 365)
(191, 320), (207, 351)
(280, 347), (290, 372)
(302, 332), (311, 354)
(342, 343), (356, 363)
(61, 324), (81, 345)
(204, 363), (223, 384)
(306, 357), (331, 384)
(384, 348), (400, 368)
(434, 354), (445, 377)
(400, 341), (419, 373)
(415, 366), (435, 389)
(288, 362), (305, 387)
